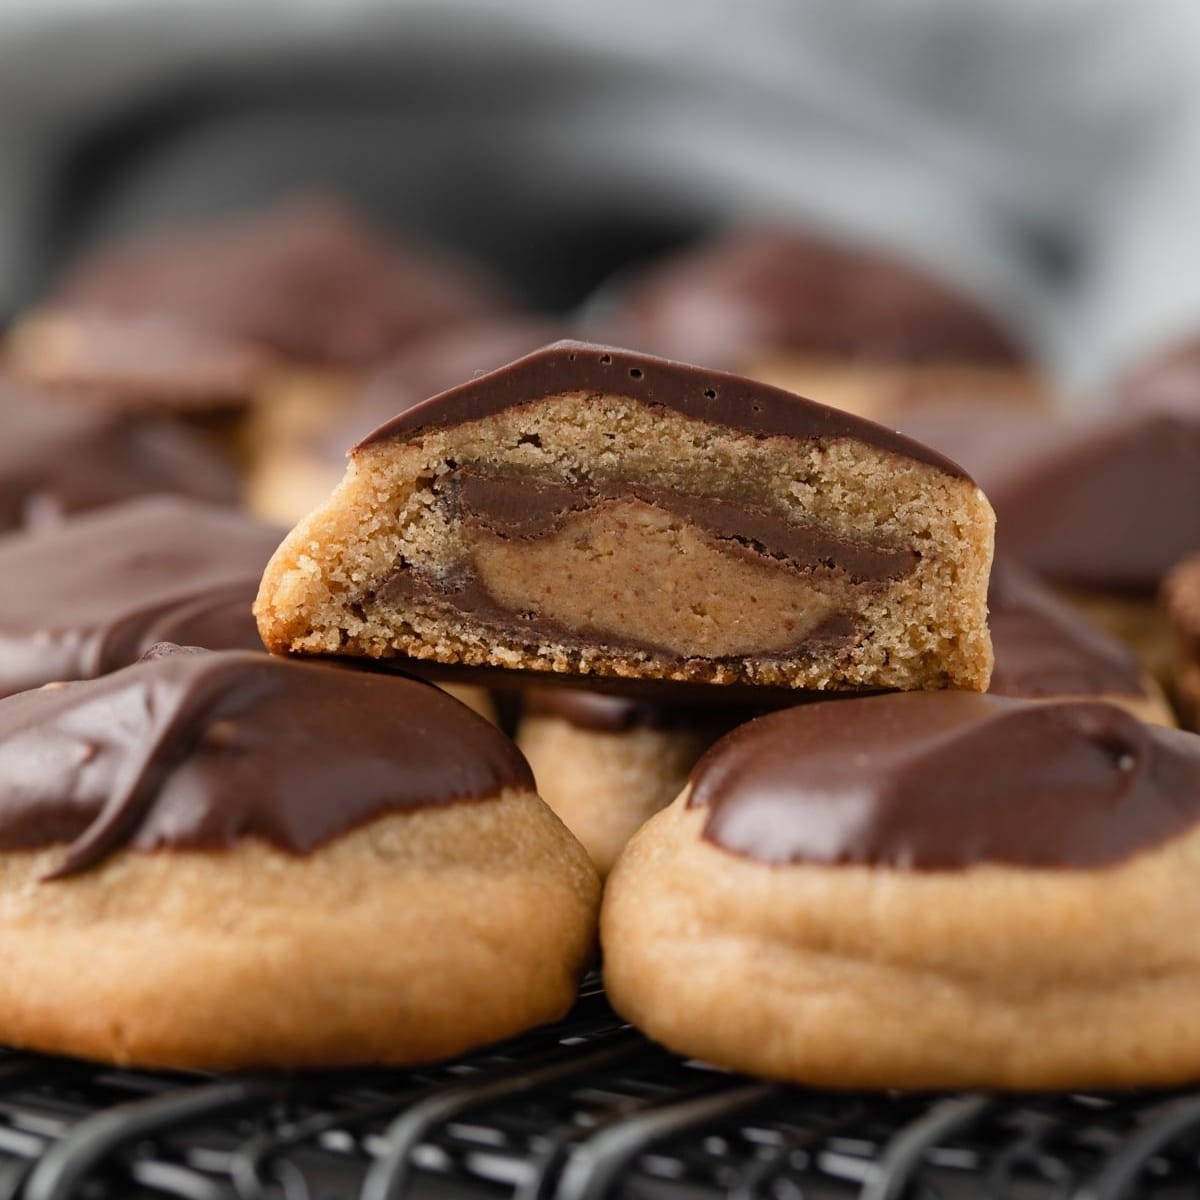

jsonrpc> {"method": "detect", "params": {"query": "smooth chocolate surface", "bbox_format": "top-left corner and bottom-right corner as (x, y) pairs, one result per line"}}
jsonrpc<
(0, 647), (533, 879)
(445, 467), (919, 583)
(0, 496), (281, 697)
(901, 404), (1200, 592)
(358, 341), (970, 479)
(597, 227), (1023, 368)
(0, 374), (241, 531)
(54, 197), (508, 367)
(987, 559), (1146, 698)
(336, 317), (562, 458)
(688, 692), (1200, 869)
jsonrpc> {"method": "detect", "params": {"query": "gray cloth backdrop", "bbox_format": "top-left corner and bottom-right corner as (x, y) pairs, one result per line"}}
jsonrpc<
(2, 0), (1199, 393)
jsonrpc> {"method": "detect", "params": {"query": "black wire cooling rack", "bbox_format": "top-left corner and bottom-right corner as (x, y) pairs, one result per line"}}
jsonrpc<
(1, 976), (1199, 1200)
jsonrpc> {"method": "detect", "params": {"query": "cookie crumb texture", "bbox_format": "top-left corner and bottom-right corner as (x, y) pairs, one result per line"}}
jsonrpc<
(257, 391), (994, 690)
(602, 798), (1200, 1091)
(0, 792), (599, 1071)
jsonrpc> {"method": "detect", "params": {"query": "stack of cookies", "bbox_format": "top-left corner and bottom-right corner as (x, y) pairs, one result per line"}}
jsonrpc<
(1, 211), (1199, 1096)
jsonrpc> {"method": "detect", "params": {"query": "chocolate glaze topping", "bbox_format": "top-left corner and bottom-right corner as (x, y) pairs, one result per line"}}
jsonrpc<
(987, 559), (1146, 699)
(326, 317), (562, 460)
(357, 341), (970, 479)
(597, 228), (1023, 369)
(0, 497), (281, 698)
(0, 647), (533, 879)
(688, 691), (1200, 869)
(55, 197), (509, 368)
(445, 467), (919, 583)
(901, 405), (1200, 592)
(0, 374), (241, 531)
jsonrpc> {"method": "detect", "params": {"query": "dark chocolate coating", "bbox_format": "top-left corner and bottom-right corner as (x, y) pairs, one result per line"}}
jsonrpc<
(334, 317), (562, 459)
(446, 467), (918, 583)
(597, 228), (1023, 369)
(55, 197), (509, 368)
(901, 404), (1200, 593)
(0, 496), (281, 698)
(0, 647), (534, 879)
(688, 692), (1200, 869)
(358, 341), (971, 479)
(0, 374), (241, 531)
(987, 559), (1145, 698)
(521, 687), (776, 735)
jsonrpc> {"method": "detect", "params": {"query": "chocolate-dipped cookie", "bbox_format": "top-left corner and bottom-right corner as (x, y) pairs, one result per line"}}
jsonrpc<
(602, 691), (1200, 1090)
(0, 373), (240, 531)
(901, 402), (1200, 682)
(9, 197), (512, 472)
(0, 496), (281, 698)
(1164, 554), (1200, 729)
(256, 341), (995, 692)
(596, 227), (1044, 421)
(0, 648), (598, 1069)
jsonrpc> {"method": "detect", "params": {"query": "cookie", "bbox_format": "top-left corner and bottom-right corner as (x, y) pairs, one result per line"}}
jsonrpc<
(13, 196), (507, 379)
(1164, 553), (1200, 729)
(0, 372), (240, 532)
(9, 197), (512, 477)
(517, 689), (747, 875)
(0, 495), (281, 698)
(596, 226), (1043, 421)
(989, 558), (1175, 725)
(902, 402), (1200, 682)
(256, 341), (995, 691)
(0, 647), (598, 1069)
(602, 691), (1200, 1090)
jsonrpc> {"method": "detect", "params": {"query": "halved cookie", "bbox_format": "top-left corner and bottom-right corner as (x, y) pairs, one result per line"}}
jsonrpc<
(256, 342), (994, 691)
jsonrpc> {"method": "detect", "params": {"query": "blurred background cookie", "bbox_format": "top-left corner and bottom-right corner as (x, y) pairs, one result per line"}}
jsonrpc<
(902, 402), (1200, 683)
(7, 196), (515, 473)
(592, 226), (1047, 422)
(0, 372), (241, 530)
